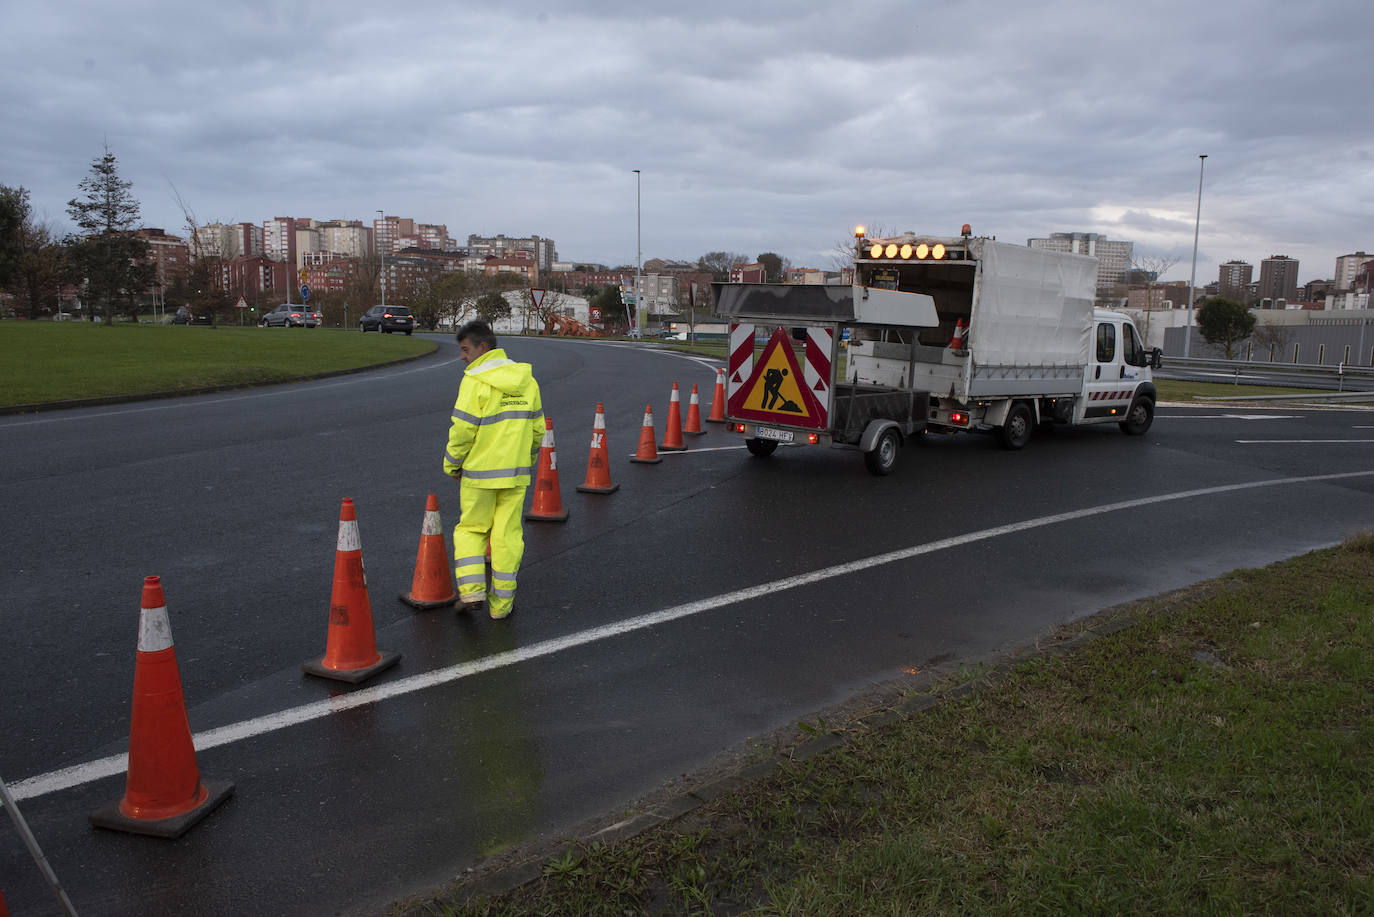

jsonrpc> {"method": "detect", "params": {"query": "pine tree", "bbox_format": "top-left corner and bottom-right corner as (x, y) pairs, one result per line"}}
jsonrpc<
(65, 146), (153, 323)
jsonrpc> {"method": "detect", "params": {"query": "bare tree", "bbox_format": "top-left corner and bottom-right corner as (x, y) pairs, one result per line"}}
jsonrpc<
(1131, 255), (1180, 343)
(1251, 321), (1295, 362)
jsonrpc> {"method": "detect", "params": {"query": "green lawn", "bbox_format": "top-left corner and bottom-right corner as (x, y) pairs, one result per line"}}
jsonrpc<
(409, 534), (1374, 916)
(0, 322), (434, 407)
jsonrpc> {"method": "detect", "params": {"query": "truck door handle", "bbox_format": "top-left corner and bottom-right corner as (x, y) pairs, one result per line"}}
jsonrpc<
(1119, 366), (1126, 379)
(1095, 366), (1101, 380)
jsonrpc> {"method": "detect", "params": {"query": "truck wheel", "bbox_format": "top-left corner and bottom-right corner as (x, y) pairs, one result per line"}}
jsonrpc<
(863, 428), (901, 476)
(997, 402), (1033, 450)
(1119, 397), (1154, 435)
(745, 438), (777, 457)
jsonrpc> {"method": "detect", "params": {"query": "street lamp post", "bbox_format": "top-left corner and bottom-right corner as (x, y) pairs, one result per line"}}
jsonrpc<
(1184, 154), (1207, 358)
(633, 169), (641, 339)
(376, 209), (386, 316)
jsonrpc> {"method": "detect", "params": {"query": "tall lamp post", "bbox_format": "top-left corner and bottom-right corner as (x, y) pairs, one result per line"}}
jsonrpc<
(376, 209), (386, 314)
(633, 169), (641, 339)
(1184, 154), (1207, 358)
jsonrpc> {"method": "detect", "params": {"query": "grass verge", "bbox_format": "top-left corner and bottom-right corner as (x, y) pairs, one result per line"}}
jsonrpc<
(0, 322), (433, 406)
(404, 533), (1374, 916)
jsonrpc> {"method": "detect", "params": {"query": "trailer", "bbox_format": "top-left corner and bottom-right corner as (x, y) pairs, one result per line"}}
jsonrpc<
(715, 227), (1161, 475)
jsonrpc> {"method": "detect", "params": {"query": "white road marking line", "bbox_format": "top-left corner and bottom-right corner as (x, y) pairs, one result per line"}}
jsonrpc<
(626, 444), (748, 456)
(1236, 439), (1374, 444)
(10, 471), (1374, 803)
(1, 356), (467, 427)
(1162, 414), (1302, 420)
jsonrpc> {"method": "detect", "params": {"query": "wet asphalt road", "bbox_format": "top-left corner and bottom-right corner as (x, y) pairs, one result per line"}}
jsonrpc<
(3, 334), (1374, 915)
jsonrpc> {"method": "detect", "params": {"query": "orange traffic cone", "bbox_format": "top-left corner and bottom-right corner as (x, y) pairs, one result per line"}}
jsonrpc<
(706, 367), (727, 423)
(948, 317), (968, 350)
(525, 417), (570, 522)
(660, 382), (686, 451)
(90, 576), (234, 837)
(684, 383), (706, 435)
(303, 498), (401, 684)
(400, 493), (457, 609)
(577, 402), (619, 494)
(630, 405), (662, 464)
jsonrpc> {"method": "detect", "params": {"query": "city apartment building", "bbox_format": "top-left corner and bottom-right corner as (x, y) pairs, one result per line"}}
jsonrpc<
(1218, 260), (1253, 302)
(374, 216), (415, 257)
(136, 228), (189, 288)
(319, 220), (372, 259)
(466, 234), (558, 274)
(459, 253), (540, 285)
(302, 257), (358, 295)
(1027, 232), (1133, 288)
(194, 222), (263, 260)
(1258, 255), (1300, 307)
(264, 217), (302, 264)
(222, 255), (287, 298)
(729, 263), (766, 283)
(1335, 252), (1372, 290)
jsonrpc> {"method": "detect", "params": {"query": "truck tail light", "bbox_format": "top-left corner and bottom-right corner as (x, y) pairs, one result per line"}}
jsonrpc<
(950, 411), (969, 425)
(731, 423), (747, 433)
(807, 433), (819, 444)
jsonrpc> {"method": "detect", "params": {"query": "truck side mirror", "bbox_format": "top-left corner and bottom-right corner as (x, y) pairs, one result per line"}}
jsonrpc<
(1151, 348), (1163, 369)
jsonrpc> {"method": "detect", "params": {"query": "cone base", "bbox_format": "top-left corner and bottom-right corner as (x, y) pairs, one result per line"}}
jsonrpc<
(524, 509), (569, 522)
(684, 429), (707, 436)
(399, 591), (457, 611)
(658, 444), (687, 452)
(302, 649), (401, 684)
(629, 455), (662, 464)
(576, 482), (620, 494)
(90, 779), (235, 839)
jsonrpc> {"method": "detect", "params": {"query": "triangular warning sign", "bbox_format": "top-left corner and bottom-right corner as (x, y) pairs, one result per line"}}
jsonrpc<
(728, 328), (827, 429)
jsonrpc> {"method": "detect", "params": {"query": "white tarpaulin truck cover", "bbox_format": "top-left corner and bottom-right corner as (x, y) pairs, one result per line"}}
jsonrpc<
(968, 239), (1097, 368)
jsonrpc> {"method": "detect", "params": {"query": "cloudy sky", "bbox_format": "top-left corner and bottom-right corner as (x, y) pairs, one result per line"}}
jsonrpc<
(5, 0), (1369, 285)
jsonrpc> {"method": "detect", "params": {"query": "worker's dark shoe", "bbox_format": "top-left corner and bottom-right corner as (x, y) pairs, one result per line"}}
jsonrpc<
(457, 596), (486, 613)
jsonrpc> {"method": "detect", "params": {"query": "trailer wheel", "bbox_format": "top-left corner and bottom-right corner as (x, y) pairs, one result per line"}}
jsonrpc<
(745, 438), (777, 457)
(863, 428), (901, 476)
(1119, 397), (1154, 435)
(997, 402), (1033, 450)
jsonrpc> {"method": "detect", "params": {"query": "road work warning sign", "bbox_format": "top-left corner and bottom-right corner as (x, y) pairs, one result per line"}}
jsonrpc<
(728, 327), (827, 429)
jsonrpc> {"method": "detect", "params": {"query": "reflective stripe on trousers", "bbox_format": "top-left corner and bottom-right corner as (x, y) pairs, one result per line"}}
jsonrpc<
(453, 484), (526, 615)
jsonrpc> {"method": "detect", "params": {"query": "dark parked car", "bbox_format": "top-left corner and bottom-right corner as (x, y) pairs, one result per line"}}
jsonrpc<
(172, 306), (211, 326)
(263, 303), (322, 328)
(360, 305), (414, 334)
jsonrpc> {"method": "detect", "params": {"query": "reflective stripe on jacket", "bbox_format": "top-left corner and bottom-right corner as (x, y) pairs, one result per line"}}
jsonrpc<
(442, 348), (544, 488)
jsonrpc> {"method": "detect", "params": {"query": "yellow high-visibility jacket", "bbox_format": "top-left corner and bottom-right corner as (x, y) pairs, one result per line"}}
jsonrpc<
(442, 348), (544, 488)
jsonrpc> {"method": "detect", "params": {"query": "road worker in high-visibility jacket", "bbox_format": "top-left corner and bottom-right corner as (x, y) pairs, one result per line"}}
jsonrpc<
(443, 320), (545, 619)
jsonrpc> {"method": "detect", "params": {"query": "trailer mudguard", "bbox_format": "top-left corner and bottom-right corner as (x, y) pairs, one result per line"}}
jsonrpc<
(859, 419), (902, 452)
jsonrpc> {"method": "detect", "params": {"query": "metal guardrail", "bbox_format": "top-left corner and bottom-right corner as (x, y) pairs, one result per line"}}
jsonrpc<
(1161, 355), (1374, 392)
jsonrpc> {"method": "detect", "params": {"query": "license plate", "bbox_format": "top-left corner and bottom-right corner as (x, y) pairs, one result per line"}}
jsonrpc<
(755, 425), (794, 443)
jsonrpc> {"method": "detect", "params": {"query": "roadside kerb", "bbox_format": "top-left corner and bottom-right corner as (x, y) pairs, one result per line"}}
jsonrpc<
(391, 588), (1185, 914)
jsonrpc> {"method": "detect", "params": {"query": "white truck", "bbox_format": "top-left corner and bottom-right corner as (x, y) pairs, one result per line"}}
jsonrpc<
(715, 227), (1162, 475)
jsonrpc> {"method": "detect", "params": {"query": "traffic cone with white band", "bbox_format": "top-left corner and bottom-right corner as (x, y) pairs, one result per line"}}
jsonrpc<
(660, 382), (686, 451)
(948, 317), (968, 350)
(706, 367), (727, 423)
(303, 498), (401, 684)
(684, 383), (706, 435)
(630, 405), (662, 464)
(400, 493), (457, 609)
(525, 417), (570, 522)
(90, 576), (234, 837)
(577, 402), (619, 494)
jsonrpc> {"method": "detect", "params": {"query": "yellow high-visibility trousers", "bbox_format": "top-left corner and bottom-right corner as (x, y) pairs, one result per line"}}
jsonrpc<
(453, 485), (527, 618)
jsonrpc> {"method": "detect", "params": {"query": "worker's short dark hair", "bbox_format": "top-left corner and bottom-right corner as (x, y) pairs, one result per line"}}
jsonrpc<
(457, 320), (497, 350)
